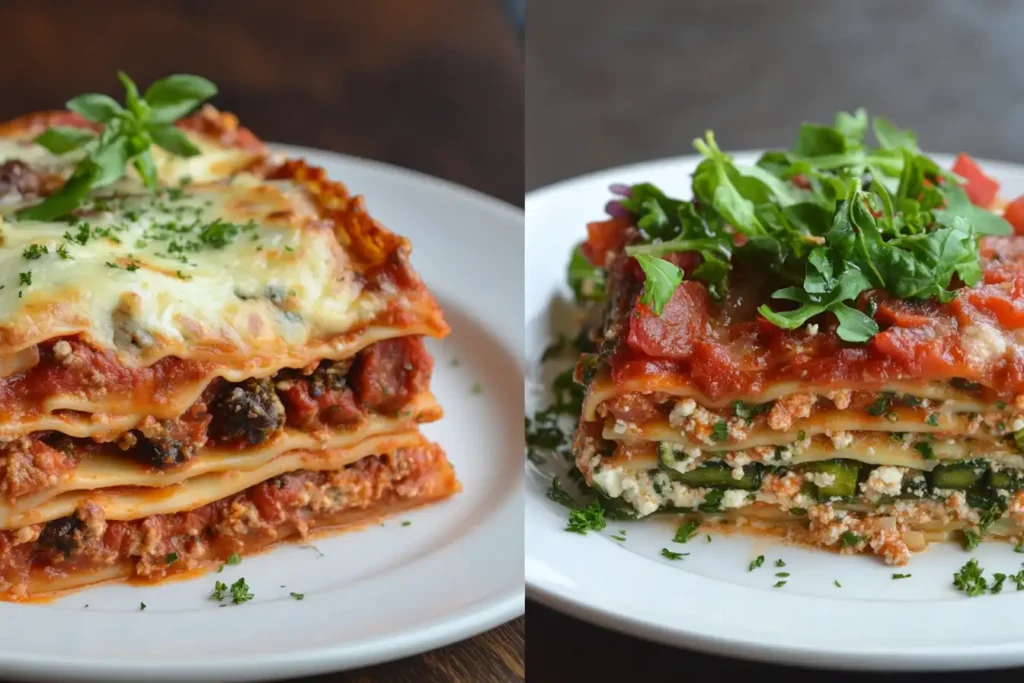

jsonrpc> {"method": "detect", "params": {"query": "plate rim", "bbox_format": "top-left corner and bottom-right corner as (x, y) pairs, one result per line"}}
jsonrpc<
(524, 150), (1024, 672)
(0, 143), (525, 683)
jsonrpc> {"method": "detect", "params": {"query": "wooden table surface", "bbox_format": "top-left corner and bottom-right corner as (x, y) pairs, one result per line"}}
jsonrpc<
(527, 0), (1024, 680)
(0, 2), (523, 682)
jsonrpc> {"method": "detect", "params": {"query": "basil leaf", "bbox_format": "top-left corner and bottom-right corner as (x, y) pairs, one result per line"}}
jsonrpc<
(634, 254), (682, 316)
(33, 126), (96, 154)
(832, 304), (879, 342)
(148, 123), (201, 157)
(15, 166), (98, 221)
(66, 93), (124, 123)
(117, 71), (147, 119)
(144, 74), (218, 124)
(90, 137), (131, 188)
(133, 150), (159, 190)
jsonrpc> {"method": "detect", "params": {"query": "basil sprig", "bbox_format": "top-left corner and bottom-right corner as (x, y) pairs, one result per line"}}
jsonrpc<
(17, 72), (217, 221)
(617, 108), (1008, 342)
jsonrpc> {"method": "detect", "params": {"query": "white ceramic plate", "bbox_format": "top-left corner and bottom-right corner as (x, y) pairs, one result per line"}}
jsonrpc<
(0, 145), (524, 683)
(525, 152), (1024, 672)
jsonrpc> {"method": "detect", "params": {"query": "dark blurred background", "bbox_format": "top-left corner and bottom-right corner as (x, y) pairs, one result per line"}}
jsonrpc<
(527, 0), (1024, 680)
(0, 2), (523, 682)
(0, 0), (523, 206)
(527, 0), (1024, 190)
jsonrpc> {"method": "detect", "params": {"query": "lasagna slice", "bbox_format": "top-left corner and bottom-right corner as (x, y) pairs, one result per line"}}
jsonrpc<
(568, 112), (1024, 564)
(0, 104), (457, 597)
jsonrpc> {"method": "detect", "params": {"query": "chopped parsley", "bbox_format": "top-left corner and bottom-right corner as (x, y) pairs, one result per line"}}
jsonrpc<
(997, 401), (1008, 410)
(18, 272), (31, 288)
(775, 559), (786, 567)
(21, 244), (49, 260)
(773, 580), (787, 588)
(839, 531), (864, 548)
(925, 413), (940, 427)
(565, 502), (607, 535)
(661, 548), (687, 560)
(775, 572), (790, 578)
(796, 430), (807, 442)
(401, 521), (412, 527)
(789, 507), (807, 515)
(865, 394), (891, 416)
(892, 573), (911, 580)
(673, 520), (700, 543)
(962, 530), (981, 550)
(732, 400), (771, 424)
(913, 442), (936, 460)
(211, 577), (255, 605)
(289, 592), (305, 600)
(471, 382), (483, 395)
(953, 559), (988, 596)
(56, 243), (71, 259)
(748, 555), (765, 572)
(139, 602), (146, 611)
(711, 420), (729, 442)
(834, 580), (842, 588)
(611, 534), (626, 542)
(1014, 543), (1024, 554)
(165, 552), (179, 564)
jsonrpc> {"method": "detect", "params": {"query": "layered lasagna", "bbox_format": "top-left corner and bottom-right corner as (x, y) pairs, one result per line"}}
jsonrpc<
(0, 105), (456, 597)
(567, 111), (1024, 564)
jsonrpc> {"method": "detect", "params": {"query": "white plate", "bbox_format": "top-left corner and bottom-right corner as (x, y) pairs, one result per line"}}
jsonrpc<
(0, 145), (525, 683)
(525, 152), (1024, 672)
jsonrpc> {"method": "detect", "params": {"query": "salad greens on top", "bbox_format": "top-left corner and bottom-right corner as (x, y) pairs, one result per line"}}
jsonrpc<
(570, 109), (1013, 343)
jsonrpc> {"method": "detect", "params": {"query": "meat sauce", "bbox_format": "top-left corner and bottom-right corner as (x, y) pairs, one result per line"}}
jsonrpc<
(0, 336), (434, 498)
(0, 441), (455, 599)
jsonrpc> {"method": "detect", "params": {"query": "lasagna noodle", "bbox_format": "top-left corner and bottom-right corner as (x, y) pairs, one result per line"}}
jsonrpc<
(1, 436), (458, 598)
(3, 392), (442, 511)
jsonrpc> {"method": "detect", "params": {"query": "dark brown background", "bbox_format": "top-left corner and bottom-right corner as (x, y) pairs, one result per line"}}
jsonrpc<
(527, 0), (1024, 680)
(0, 1), (523, 682)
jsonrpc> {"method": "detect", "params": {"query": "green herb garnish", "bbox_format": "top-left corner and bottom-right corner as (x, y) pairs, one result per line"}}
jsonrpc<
(749, 555), (765, 571)
(18, 72), (217, 220)
(661, 548), (687, 560)
(673, 520), (700, 543)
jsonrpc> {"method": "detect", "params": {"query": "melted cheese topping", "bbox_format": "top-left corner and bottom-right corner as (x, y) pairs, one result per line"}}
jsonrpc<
(0, 175), (386, 364)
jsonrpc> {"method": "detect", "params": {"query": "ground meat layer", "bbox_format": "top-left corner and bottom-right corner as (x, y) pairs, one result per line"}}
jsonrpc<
(0, 336), (434, 499)
(0, 439), (456, 598)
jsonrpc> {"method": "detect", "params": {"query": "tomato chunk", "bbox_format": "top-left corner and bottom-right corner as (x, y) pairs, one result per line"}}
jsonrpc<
(952, 153), (1000, 208)
(626, 281), (710, 359)
(580, 216), (631, 267)
(1004, 195), (1024, 236)
(957, 284), (1024, 330)
(875, 299), (934, 329)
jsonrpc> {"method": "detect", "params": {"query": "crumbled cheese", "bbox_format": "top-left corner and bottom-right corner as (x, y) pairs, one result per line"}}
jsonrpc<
(805, 471), (836, 488)
(731, 466), (745, 480)
(591, 466), (626, 497)
(767, 393), (816, 431)
(668, 398), (697, 427)
(1012, 417), (1024, 432)
(830, 431), (854, 449)
(961, 323), (1008, 368)
(721, 489), (751, 509)
(806, 324), (819, 336)
(861, 466), (904, 499)
(612, 419), (628, 435)
(826, 388), (852, 410)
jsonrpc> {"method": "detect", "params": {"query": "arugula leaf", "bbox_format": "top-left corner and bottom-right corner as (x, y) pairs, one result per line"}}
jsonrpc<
(834, 108), (868, 142)
(633, 254), (682, 315)
(692, 131), (765, 236)
(17, 71), (218, 221)
(619, 183), (683, 241)
(934, 184), (1012, 236)
(567, 246), (606, 303)
(872, 117), (919, 152)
